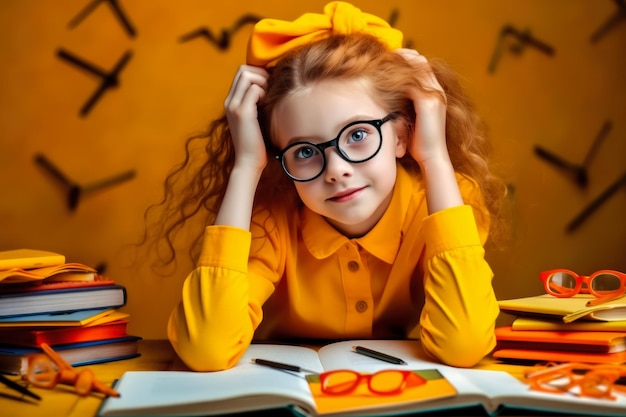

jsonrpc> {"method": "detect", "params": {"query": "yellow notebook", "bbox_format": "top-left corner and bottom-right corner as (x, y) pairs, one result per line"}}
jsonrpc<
(0, 249), (64, 271)
(498, 294), (626, 323)
(511, 316), (626, 332)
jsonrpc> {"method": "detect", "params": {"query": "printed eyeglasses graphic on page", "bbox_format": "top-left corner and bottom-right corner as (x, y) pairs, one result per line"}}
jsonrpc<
(274, 113), (397, 182)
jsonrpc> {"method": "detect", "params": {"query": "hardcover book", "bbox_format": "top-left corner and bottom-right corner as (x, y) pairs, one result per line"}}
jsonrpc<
(495, 325), (626, 353)
(0, 308), (126, 327)
(0, 284), (127, 318)
(0, 319), (130, 347)
(0, 335), (141, 375)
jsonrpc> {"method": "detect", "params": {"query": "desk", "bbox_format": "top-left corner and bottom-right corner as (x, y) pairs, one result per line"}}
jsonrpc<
(0, 340), (539, 417)
(0, 340), (180, 417)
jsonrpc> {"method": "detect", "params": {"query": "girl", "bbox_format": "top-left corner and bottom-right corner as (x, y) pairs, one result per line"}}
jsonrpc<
(150, 2), (506, 371)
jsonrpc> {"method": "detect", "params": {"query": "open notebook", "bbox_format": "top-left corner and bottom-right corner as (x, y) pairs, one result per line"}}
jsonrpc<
(98, 339), (626, 417)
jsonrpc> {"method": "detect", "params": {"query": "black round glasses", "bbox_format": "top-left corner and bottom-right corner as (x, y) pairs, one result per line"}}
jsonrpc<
(274, 114), (396, 182)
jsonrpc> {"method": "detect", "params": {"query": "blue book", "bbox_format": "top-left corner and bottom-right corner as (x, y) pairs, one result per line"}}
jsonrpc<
(0, 284), (126, 318)
(0, 308), (115, 327)
(0, 335), (141, 375)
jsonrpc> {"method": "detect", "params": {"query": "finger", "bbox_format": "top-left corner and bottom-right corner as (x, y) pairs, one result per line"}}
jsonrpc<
(396, 49), (443, 93)
(225, 66), (269, 108)
(225, 68), (268, 108)
(396, 48), (427, 65)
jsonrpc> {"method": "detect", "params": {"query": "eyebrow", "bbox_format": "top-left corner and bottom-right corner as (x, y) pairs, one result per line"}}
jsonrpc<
(283, 114), (378, 146)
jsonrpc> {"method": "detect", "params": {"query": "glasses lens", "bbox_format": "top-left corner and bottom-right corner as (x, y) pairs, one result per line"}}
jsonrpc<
(320, 370), (359, 395)
(281, 144), (324, 181)
(337, 122), (382, 163)
(25, 355), (58, 388)
(546, 271), (578, 296)
(590, 273), (623, 296)
(369, 370), (408, 395)
(580, 371), (616, 398)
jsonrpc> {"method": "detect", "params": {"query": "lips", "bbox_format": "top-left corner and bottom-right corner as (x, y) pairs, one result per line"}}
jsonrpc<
(328, 187), (366, 202)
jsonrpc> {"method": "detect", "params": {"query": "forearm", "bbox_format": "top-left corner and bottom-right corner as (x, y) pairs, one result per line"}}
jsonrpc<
(167, 227), (262, 371)
(420, 156), (463, 214)
(214, 164), (263, 229)
(420, 250), (498, 367)
(418, 206), (499, 367)
(168, 269), (257, 371)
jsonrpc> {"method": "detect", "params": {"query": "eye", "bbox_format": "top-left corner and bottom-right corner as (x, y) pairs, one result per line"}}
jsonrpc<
(293, 144), (319, 160)
(348, 128), (368, 143)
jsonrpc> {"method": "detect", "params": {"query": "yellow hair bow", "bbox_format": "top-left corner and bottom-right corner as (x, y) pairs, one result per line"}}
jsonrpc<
(247, 1), (403, 67)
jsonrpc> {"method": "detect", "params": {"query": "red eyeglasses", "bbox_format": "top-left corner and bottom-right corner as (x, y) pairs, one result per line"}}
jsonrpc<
(540, 269), (626, 306)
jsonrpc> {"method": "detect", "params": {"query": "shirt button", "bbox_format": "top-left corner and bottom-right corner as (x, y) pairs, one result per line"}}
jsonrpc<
(355, 300), (368, 313)
(348, 261), (359, 272)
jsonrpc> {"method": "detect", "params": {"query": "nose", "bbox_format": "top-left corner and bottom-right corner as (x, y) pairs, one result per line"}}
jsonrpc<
(323, 148), (353, 182)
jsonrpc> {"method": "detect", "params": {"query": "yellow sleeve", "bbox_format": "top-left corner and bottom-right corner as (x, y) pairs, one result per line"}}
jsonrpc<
(418, 204), (499, 368)
(167, 225), (262, 371)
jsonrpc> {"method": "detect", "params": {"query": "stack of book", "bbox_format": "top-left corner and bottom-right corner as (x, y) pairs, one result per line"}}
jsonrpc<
(494, 293), (626, 364)
(0, 249), (141, 374)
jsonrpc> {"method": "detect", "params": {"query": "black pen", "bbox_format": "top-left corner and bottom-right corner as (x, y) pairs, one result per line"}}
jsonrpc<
(251, 358), (318, 374)
(0, 374), (41, 401)
(352, 346), (407, 365)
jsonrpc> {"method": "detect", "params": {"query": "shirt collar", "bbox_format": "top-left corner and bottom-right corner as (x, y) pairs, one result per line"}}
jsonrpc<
(301, 164), (412, 263)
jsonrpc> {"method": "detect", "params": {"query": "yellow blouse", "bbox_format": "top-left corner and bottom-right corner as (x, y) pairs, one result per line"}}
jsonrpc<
(168, 165), (499, 371)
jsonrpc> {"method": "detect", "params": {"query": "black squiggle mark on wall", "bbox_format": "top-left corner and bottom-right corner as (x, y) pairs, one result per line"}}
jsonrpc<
(488, 25), (554, 74)
(34, 153), (136, 211)
(57, 49), (132, 117)
(68, 0), (136, 38)
(387, 8), (414, 49)
(534, 121), (612, 188)
(590, 0), (626, 43)
(179, 14), (262, 50)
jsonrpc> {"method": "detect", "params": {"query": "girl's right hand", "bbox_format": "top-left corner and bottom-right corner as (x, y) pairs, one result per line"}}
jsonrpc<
(224, 65), (269, 173)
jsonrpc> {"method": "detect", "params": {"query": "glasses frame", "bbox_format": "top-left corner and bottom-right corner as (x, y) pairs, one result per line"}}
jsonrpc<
(318, 369), (426, 396)
(540, 269), (626, 305)
(524, 362), (626, 400)
(23, 342), (119, 397)
(274, 113), (396, 182)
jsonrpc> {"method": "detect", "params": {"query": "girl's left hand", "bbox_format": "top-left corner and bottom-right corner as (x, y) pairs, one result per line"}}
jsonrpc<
(395, 49), (449, 166)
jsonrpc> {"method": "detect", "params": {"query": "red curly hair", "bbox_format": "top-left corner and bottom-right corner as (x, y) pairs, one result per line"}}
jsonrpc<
(142, 33), (507, 268)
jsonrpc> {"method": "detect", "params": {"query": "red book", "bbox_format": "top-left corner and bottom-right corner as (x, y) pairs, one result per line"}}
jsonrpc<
(0, 319), (129, 347)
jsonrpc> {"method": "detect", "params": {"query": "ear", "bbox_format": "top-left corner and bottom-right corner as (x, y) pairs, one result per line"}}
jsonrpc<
(395, 134), (408, 158)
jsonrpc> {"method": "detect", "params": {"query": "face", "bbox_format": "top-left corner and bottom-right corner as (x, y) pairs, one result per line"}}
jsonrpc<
(273, 78), (407, 237)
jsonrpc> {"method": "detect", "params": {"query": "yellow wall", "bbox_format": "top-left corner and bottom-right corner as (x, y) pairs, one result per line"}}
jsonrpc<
(1, 0), (625, 338)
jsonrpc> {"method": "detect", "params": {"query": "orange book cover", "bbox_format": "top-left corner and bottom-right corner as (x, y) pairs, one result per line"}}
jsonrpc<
(492, 348), (626, 365)
(0, 319), (129, 347)
(495, 325), (626, 353)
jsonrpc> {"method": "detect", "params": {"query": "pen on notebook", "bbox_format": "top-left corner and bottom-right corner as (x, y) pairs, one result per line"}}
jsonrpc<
(251, 358), (318, 374)
(0, 374), (41, 401)
(352, 346), (407, 365)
